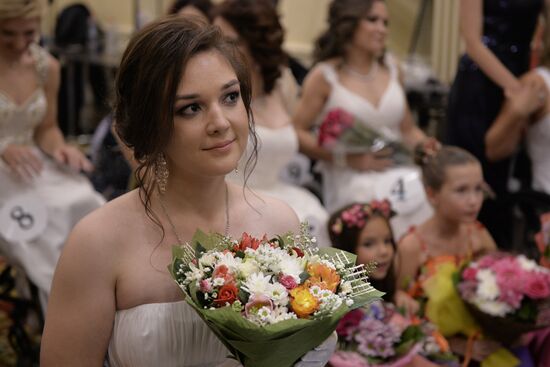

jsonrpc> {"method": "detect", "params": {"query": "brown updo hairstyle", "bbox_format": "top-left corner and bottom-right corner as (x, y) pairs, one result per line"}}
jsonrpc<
(214, 0), (287, 94)
(114, 16), (256, 225)
(168, 0), (213, 21)
(328, 202), (396, 301)
(314, 0), (384, 63)
(417, 146), (480, 191)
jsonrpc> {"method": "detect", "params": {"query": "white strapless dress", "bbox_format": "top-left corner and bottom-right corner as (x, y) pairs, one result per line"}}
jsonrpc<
(528, 68), (550, 194)
(229, 124), (330, 246)
(315, 57), (432, 240)
(107, 301), (232, 367)
(0, 44), (105, 305)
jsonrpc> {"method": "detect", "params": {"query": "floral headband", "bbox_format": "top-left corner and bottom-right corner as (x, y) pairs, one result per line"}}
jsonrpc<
(331, 199), (394, 235)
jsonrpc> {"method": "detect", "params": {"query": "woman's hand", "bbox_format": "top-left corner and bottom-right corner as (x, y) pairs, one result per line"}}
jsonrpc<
(394, 289), (420, 316)
(346, 149), (394, 172)
(1, 144), (43, 180)
(52, 144), (94, 173)
(504, 77), (547, 120)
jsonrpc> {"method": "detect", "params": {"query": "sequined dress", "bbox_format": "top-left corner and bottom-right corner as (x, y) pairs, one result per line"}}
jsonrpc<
(0, 44), (105, 304)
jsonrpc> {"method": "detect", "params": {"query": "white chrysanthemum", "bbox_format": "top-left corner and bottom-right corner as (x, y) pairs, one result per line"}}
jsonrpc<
(476, 269), (500, 300)
(199, 253), (217, 267)
(269, 306), (296, 323)
(238, 259), (260, 278)
(268, 283), (289, 306)
(474, 298), (513, 317)
(242, 272), (272, 295)
(215, 252), (242, 272)
(517, 255), (539, 272)
(273, 256), (306, 281)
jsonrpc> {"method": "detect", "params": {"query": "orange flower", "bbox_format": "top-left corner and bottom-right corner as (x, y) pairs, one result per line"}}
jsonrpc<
(306, 263), (340, 293)
(289, 285), (319, 318)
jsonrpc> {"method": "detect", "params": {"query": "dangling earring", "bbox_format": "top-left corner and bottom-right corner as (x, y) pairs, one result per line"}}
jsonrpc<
(155, 153), (169, 194)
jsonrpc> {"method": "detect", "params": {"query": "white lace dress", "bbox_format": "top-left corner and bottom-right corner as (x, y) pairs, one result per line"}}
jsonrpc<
(527, 67), (550, 194)
(315, 56), (432, 239)
(107, 301), (234, 367)
(0, 44), (105, 303)
(230, 124), (330, 246)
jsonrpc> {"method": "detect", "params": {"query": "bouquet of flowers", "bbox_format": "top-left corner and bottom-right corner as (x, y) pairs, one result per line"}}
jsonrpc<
(169, 223), (383, 367)
(329, 301), (458, 367)
(456, 252), (550, 345)
(535, 212), (550, 268)
(317, 108), (412, 165)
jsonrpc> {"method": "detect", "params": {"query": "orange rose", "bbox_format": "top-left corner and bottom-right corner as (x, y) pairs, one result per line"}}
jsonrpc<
(289, 285), (319, 318)
(214, 283), (238, 307)
(306, 263), (340, 293)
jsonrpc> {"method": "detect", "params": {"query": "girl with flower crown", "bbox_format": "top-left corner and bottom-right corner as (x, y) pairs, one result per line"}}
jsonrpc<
(328, 200), (417, 314)
(328, 200), (455, 366)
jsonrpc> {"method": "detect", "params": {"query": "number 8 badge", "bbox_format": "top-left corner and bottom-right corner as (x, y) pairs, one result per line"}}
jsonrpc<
(0, 193), (48, 242)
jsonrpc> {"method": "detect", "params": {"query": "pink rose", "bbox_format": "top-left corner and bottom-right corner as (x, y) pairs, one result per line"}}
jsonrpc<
(524, 273), (550, 299)
(199, 279), (213, 293)
(279, 274), (298, 290)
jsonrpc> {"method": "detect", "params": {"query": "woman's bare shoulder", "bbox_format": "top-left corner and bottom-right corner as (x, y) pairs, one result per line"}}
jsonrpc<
(66, 190), (145, 252)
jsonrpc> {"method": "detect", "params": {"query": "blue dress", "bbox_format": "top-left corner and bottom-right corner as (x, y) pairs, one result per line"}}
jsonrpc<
(446, 0), (542, 248)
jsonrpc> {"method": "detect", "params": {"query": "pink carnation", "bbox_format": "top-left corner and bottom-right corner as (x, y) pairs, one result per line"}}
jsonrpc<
(524, 273), (550, 299)
(336, 309), (364, 338)
(498, 288), (524, 309)
(493, 258), (524, 293)
(477, 255), (497, 269)
(199, 279), (213, 293)
(462, 267), (478, 281)
(279, 274), (298, 290)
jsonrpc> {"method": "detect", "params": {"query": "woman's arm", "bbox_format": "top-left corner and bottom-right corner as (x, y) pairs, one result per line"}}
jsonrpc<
(460, 0), (520, 92)
(292, 66), (393, 171)
(485, 73), (546, 161)
(292, 66), (333, 163)
(33, 55), (93, 172)
(41, 213), (117, 366)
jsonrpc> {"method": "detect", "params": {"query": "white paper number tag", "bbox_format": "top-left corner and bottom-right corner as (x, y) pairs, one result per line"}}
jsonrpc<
(0, 193), (48, 242)
(374, 168), (427, 215)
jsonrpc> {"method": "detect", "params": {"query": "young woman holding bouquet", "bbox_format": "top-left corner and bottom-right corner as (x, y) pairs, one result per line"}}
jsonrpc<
(328, 200), (454, 366)
(213, 0), (330, 246)
(41, 18), (336, 366)
(292, 0), (438, 240)
(395, 147), (534, 366)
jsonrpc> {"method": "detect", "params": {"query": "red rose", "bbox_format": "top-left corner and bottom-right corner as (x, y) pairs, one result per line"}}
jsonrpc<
(279, 274), (298, 290)
(462, 267), (478, 281)
(214, 283), (238, 307)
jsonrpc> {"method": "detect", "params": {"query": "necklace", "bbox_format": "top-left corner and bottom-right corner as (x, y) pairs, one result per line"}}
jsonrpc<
(158, 183), (230, 245)
(343, 61), (379, 82)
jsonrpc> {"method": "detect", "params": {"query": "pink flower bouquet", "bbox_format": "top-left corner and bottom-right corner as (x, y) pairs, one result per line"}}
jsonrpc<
(330, 301), (458, 367)
(456, 252), (550, 345)
(317, 108), (412, 165)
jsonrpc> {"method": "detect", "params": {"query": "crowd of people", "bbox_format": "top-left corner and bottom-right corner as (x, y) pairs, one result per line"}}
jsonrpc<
(0, 0), (549, 366)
